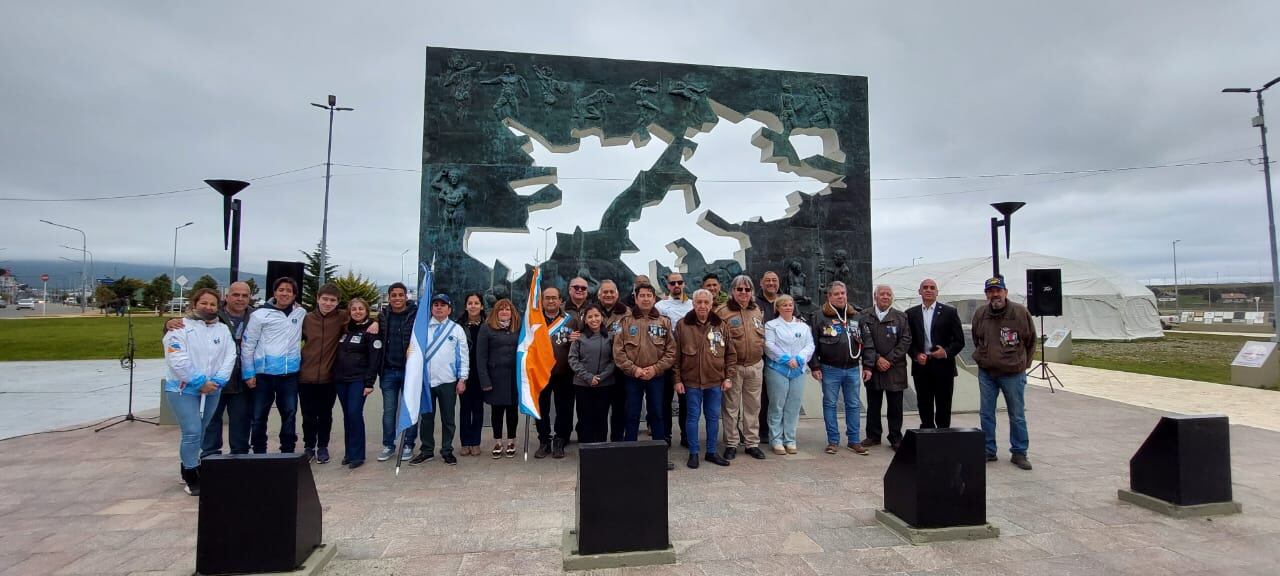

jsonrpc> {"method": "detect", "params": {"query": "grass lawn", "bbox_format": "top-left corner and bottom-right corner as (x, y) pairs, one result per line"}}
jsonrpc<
(0, 316), (173, 361)
(1062, 332), (1275, 386)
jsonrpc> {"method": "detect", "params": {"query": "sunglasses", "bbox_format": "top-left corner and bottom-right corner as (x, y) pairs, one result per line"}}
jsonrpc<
(570, 285), (588, 291)
(734, 287), (752, 292)
(668, 280), (684, 285)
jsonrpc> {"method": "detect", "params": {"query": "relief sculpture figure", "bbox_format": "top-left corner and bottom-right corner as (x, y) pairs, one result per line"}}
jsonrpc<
(480, 64), (530, 121)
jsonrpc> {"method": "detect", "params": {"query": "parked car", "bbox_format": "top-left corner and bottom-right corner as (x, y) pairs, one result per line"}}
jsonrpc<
(64, 297), (78, 305)
(16, 298), (36, 310)
(167, 297), (187, 312)
(0, 300), (6, 309)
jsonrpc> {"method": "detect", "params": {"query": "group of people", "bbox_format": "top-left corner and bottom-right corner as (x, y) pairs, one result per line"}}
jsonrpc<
(163, 267), (1037, 495)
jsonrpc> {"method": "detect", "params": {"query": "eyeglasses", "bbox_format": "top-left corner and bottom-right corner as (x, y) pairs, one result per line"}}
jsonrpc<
(668, 280), (684, 285)
(570, 285), (588, 291)
(734, 287), (752, 292)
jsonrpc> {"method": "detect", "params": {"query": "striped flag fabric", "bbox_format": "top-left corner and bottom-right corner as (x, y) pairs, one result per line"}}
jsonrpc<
(516, 267), (556, 419)
(398, 262), (435, 435)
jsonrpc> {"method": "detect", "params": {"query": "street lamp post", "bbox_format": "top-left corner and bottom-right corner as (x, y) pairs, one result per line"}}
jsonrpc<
(912, 256), (923, 266)
(1224, 75), (1280, 341)
(311, 95), (354, 287)
(41, 220), (86, 313)
(1172, 240), (1181, 316)
(173, 222), (194, 304)
(60, 245), (93, 301)
(537, 226), (553, 263)
(401, 248), (410, 285)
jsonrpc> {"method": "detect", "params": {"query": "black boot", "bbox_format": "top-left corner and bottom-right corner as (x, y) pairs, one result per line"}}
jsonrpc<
(551, 438), (566, 459)
(534, 442), (552, 459)
(181, 466), (201, 496)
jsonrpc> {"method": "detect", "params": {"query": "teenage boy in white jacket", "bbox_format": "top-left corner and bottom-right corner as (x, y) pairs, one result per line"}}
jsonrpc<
(241, 277), (306, 454)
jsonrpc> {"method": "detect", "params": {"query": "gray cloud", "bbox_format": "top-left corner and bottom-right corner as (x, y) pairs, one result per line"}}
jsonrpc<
(3, 1), (1278, 288)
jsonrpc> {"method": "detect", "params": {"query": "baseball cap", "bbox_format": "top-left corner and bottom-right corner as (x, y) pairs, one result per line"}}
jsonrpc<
(983, 276), (1006, 291)
(430, 293), (452, 306)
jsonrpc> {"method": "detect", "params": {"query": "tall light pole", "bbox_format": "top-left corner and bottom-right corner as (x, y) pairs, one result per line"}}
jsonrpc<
(60, 245), (93, 307)
(400, 248), (410, 285)
(538, 226), (553, 263)
(173, 222), (194, 302)
(1172, 239), (1181, 316)
(41, 220), (86, 313)
(311, 95), (354, 287)
(1224, 75), (1280, 341)
(912, 256), (923, 266)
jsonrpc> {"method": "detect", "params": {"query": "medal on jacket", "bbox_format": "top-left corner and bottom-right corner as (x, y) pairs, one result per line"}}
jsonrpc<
(709, 329), (723, 357)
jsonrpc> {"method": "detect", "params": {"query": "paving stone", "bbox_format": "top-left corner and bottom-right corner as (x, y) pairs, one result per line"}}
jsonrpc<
(1, 379), (1279, 575)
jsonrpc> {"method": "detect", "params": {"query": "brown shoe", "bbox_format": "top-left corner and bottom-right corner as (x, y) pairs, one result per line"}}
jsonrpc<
(847, 442), (868, 455)
(825, 444), (838, 454)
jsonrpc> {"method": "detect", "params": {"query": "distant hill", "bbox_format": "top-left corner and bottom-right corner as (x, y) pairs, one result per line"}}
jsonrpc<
(2, 260), (268, 295)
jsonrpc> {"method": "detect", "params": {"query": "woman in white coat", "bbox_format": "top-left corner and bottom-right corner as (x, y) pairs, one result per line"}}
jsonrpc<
(164, 288), (237, 496)
(763, 294), (815, 455)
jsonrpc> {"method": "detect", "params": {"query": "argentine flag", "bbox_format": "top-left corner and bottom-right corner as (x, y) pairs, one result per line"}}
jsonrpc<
(398, 262), (435, 435)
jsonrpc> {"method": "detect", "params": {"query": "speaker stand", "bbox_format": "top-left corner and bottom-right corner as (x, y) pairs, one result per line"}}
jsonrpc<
(97, 307), (159, 432)
(1026, 316), (1063, 393)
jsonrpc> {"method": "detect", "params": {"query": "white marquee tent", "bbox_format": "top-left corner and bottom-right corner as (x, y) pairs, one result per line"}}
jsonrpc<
(873, 252), (1163, 341)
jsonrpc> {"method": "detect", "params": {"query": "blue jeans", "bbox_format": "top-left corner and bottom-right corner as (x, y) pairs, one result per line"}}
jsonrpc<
(764, 368), (805, 447)
(167, 390), (222, 469)
(820, 364), (861, 446)
(380, 369), (415, 450)
(201, 387), (253, 458)
(684, 386), (723, 456)
(978, 369), (1029, 456)
(623, 374), (666, 442)
(336, 380), (368, 463)
(250, 373), (298, 453)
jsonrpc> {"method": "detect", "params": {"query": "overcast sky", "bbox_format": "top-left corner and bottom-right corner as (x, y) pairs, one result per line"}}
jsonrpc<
(3, 1), (1279, 289)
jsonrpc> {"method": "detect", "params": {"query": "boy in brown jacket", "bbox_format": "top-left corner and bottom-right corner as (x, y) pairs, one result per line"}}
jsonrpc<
(674, 289), (737, 469)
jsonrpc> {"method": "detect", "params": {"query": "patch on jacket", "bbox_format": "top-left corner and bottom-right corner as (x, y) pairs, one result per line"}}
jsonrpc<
(753, 316), (763, 329)
(648, 324), (667, 338)
(729, 317), (742, 327)
(1000, 327), (1020, 347)
(629, 325), (639, 336)
(372, 340), (382, 349)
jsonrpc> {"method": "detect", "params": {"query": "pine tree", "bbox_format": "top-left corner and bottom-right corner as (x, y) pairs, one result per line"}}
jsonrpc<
(300, 241), (339, 310)
(332, 271), (382, 308)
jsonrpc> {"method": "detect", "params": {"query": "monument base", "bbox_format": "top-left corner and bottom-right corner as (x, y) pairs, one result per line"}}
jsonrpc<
(197, 543), (335, 576)
(1117, 489), (1242, 518)
(875, 509), (999, 545)
(561, 530), (674, 572)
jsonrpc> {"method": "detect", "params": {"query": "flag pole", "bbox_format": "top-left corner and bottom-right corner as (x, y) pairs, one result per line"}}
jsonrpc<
(523, 414), (531, 461)
(395, 428), (409, 476)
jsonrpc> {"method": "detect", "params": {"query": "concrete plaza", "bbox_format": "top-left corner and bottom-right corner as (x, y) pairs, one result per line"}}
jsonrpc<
(0, 365), (1278, 575)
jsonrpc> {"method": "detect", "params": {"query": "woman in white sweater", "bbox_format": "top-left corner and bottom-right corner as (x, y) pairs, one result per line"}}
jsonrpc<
(763, 294), (815, 455)
(164, 288), (237, 495)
